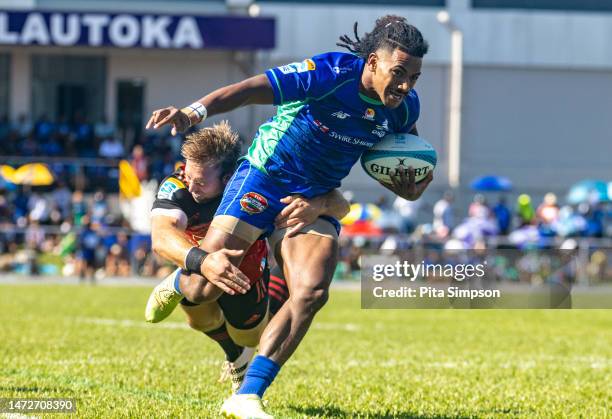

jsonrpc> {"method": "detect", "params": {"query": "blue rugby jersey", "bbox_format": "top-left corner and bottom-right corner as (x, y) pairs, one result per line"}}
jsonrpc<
(245, 51), (420, 197)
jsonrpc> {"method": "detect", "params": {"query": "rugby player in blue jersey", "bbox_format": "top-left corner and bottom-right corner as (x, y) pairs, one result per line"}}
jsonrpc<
(145, 121), (348, 392)
(146, 16), (432, 418)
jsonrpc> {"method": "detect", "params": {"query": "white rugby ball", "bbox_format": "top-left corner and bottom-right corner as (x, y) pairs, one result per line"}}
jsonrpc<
(361, 133), (437, 184)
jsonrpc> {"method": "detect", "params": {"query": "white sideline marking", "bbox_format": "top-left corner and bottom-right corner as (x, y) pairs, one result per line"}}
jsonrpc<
(74, 318), (611, 370)
(37, 357), (219, 367)
(346, 357), (611, 370)
(313, 323), (360, 332)
(77, 317), (360, 332)
(78, 317), (189, 330)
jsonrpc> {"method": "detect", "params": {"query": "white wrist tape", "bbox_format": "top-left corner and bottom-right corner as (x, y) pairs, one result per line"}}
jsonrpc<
(181, 102), (207, 126)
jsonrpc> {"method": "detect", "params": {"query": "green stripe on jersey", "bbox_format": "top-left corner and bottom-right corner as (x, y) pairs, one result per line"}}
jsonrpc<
(358, 92), (383, 106)
(245, 101), (305, 173)
(402, 100), (410, 128)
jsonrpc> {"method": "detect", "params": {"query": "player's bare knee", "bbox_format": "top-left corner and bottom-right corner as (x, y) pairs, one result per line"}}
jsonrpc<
(312, 287), (330, 310)
(180, 274), (207, 304)
(293, 286), (329, 315)
(185, 316), (209, 332)
(185, 310), (223, 333)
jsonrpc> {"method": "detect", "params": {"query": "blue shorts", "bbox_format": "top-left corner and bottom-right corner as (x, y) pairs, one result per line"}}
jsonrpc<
(215, 160), (340, 238)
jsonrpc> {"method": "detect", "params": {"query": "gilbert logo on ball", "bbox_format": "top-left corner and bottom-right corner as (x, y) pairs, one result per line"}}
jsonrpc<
(360, 133), (437, 184)
(240, 192), (268, 214)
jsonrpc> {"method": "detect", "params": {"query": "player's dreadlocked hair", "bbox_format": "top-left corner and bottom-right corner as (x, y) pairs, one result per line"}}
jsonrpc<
(337, 15), (429, 59)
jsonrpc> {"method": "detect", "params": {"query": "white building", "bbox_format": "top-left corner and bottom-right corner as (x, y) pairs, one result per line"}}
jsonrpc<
(1, 0), (611, 201)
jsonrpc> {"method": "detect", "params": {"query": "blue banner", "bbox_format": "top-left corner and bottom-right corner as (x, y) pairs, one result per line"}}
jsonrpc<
(0, 10), (275, 50)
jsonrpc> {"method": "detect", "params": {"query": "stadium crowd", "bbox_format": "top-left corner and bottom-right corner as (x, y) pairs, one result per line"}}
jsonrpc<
(0, 112), (185, 191)
(337, 191), (612, 283)
(0, 114), (611, 283)
(0, 112), (185, 279)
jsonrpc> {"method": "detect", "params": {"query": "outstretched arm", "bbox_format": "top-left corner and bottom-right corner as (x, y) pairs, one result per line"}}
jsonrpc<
(200, 74), (275, 115)
(150, 214), (192, 268)
(145, 74), (274, 135)
(151, 215), (250, 295)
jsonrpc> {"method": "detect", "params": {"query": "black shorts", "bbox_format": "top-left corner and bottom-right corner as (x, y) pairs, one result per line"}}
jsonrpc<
(180, 266), (269, 330)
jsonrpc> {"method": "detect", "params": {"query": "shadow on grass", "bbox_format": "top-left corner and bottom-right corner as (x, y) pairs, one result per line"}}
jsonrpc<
(289, 404), (474, 418)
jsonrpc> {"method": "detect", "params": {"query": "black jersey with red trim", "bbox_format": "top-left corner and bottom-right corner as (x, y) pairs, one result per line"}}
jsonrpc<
(152, 166), (221, 245)
(151, 165), (267, 285)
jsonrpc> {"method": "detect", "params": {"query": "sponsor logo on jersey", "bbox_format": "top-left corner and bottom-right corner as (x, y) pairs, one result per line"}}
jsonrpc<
(240, 192), (268, 214)
(363, 108), (375, 121)
(313, 119), (330, 133)
(332, 66), (351, 74)
(279, 64), (297, 74)
(157, 177), (185, 200)
(371, 129), (386, 138)
(304, 58), (316, 71)
(331, 111), (350, 119)
(278, 58), (316, 74)
(328, 131), (374, 147)
(371, 121), (389, 138)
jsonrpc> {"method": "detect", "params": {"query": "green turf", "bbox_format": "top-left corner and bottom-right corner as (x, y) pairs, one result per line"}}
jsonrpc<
(0, 284), (610, 418)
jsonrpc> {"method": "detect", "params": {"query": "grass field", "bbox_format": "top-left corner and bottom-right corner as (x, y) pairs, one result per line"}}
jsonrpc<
(1, 283), (611, 418)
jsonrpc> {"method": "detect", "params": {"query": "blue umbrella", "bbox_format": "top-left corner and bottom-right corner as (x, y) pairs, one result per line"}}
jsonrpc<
(567, 180), (609, 205)
(0, 166), (16, 191)
(470, 175), (513, 192)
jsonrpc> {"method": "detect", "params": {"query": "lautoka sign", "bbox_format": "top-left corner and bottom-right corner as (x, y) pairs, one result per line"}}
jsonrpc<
(0, 10), (275, 50)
